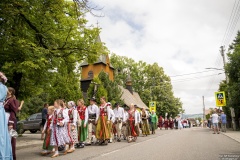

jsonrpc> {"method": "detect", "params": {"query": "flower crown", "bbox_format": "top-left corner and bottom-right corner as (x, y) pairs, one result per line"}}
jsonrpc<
(0, 72), (7, 83)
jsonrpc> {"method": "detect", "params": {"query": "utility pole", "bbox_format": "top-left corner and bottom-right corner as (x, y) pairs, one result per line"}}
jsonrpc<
(202, 96), (205, 122)
(220, 46), (236, 130)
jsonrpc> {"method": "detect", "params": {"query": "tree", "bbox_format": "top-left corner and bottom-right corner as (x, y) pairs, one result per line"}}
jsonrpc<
(225, 31), (240, 126)
(98, 71), (123, 105)
(0, 0), (105, 99)
(110, 53), (183, 117)
(87, 77), (107, 105)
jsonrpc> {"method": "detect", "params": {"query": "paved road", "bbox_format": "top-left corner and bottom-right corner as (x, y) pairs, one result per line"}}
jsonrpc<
(16, 128), (240, 160)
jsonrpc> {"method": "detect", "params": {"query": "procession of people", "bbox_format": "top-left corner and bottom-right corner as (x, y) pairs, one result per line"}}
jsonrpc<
(0, 71), (187, 159)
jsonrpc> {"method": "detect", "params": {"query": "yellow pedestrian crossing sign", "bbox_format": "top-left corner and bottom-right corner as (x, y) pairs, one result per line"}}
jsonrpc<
(149, 101), (156, 112)
(215, 91), (226, 107)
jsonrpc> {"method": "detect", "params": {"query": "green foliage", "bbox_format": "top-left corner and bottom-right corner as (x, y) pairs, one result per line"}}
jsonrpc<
(87, 77), (107, 105)
(225, 31), (240, 122)
(98, 71), (123, 105)
(0, 0), (106, 118)
(110, 53), (183, 117)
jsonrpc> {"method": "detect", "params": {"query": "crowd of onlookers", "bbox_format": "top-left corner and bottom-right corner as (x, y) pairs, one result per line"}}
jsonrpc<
(207, 109), (227, 134)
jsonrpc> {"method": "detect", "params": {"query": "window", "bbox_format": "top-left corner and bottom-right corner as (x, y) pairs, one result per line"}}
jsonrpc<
(36, 114), (42, 119)
(88, 71), (94, 78)
(28, 114), (37, 120)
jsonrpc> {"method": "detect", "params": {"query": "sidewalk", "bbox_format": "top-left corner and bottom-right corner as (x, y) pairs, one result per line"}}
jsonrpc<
(221, 130), (240, 143)
(16, 132), (43, 150)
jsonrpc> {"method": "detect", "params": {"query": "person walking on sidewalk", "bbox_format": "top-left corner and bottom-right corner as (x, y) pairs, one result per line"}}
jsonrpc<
(211, 111), (220, 134)
(220, 111), (227, 132)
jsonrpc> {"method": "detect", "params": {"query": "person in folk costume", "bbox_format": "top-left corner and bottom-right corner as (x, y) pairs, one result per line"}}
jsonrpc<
(134, 105), (141, 136)
(96, 97), (111, 145)
(50, 99), (70, 158)
(164, 117), (169, 130)
(169, 117), (174, 130)
(177, 116), (183, 130)
(4, 87), (20, 160)
(86, 98), (99, 145)
(150, 110), (157, 134)
(121, 106), (129, 140)
(66, 101), (78, 152)
(41, 106), (55, 155)
(108, 103), (115, 143)
(76, 99), (89, 148)
(141, 108), (150, 136)
(113, 103), (125, 142)
(158, 116), (164, 130)
(126, 103), (138, 143)
(0, 72), (13, 160)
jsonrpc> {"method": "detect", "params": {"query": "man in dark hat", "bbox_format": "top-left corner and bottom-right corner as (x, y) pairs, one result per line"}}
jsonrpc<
(86, 98), (99, 145)
(113, 103), (125, 142)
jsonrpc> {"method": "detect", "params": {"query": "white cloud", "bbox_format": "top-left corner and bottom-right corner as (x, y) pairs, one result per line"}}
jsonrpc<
(86, 0), (238, 114)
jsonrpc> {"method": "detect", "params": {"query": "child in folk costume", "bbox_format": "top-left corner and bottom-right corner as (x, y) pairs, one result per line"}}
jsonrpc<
(41, 106), (55, 155)
(141, 108), (150, 136)
(76, 99), (88, 148)
(126, 104), (138, 143)
(50, 99), (70, 158)
(96, 97), (111, 145)
(67, 101), (78, 152)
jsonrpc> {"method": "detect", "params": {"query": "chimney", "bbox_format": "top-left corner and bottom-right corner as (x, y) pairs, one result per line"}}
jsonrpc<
(126, 74), (133, 94)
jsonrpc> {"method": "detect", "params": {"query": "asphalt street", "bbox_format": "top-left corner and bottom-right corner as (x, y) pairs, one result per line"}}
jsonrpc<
(16, 128), (240, 160)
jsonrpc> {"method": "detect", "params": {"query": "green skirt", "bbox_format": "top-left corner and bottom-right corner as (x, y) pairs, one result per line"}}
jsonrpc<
(142, 119), (150, 135)
(78, 120), (88, 142)
(42, 130), (53, 150)
(96, 116), (111, 140)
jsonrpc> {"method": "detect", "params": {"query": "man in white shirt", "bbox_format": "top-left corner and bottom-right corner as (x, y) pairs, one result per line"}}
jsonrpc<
(211, 111), (219, 134)
(113, 103), (125, 142)
(134, 105), (141, 136)
(122, 107), (128, 140)
(86, 98), (99, 145)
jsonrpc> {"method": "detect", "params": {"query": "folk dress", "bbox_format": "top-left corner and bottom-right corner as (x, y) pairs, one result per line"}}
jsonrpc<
(42, 115), (54, 151)
(96, 103), (111, 140)
(77, 106), (89, 142)
(0, 82), (13, 160)
(50, 108), (70, 146)
(141, 111), (150, 135)
(68, 108), (79, 144)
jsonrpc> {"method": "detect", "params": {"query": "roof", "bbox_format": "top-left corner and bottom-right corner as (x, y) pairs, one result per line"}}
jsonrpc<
(80, 35), (114, 69)
(80, 54), (115, 69)
(119, 86), (148, 110)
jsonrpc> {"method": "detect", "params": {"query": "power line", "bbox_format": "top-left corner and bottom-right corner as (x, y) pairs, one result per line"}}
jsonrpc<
(170, 70), (218, 78)
(172, 73), (224, 83)
(221, 0), (238, 45)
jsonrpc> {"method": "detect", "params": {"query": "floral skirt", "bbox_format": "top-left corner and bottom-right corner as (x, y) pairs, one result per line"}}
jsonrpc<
(50, 124), (70, 146)
(68, 123), (79, 144)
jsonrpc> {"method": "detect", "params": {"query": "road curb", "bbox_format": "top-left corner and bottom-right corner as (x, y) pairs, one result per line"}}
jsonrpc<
(221, 132), (240, 143)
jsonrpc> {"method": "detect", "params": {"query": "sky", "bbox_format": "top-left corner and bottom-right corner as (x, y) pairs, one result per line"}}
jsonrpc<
(86, 0), (239, 114)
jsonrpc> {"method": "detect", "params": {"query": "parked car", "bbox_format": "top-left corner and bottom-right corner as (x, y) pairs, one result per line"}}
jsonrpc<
(17, 113), (42, 134)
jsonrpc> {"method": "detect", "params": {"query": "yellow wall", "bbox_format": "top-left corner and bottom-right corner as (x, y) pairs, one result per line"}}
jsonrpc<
(81, 63), (114, 81)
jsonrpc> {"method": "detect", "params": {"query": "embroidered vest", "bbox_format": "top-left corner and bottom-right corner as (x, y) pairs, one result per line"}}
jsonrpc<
(46, 115), (53, 129)
(68, 108), (74, 123)
(78, 106), (86, 120)
(128, 110), (135, 121)
(53, 109), (63, 124)
(100, 104), (108, 116)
